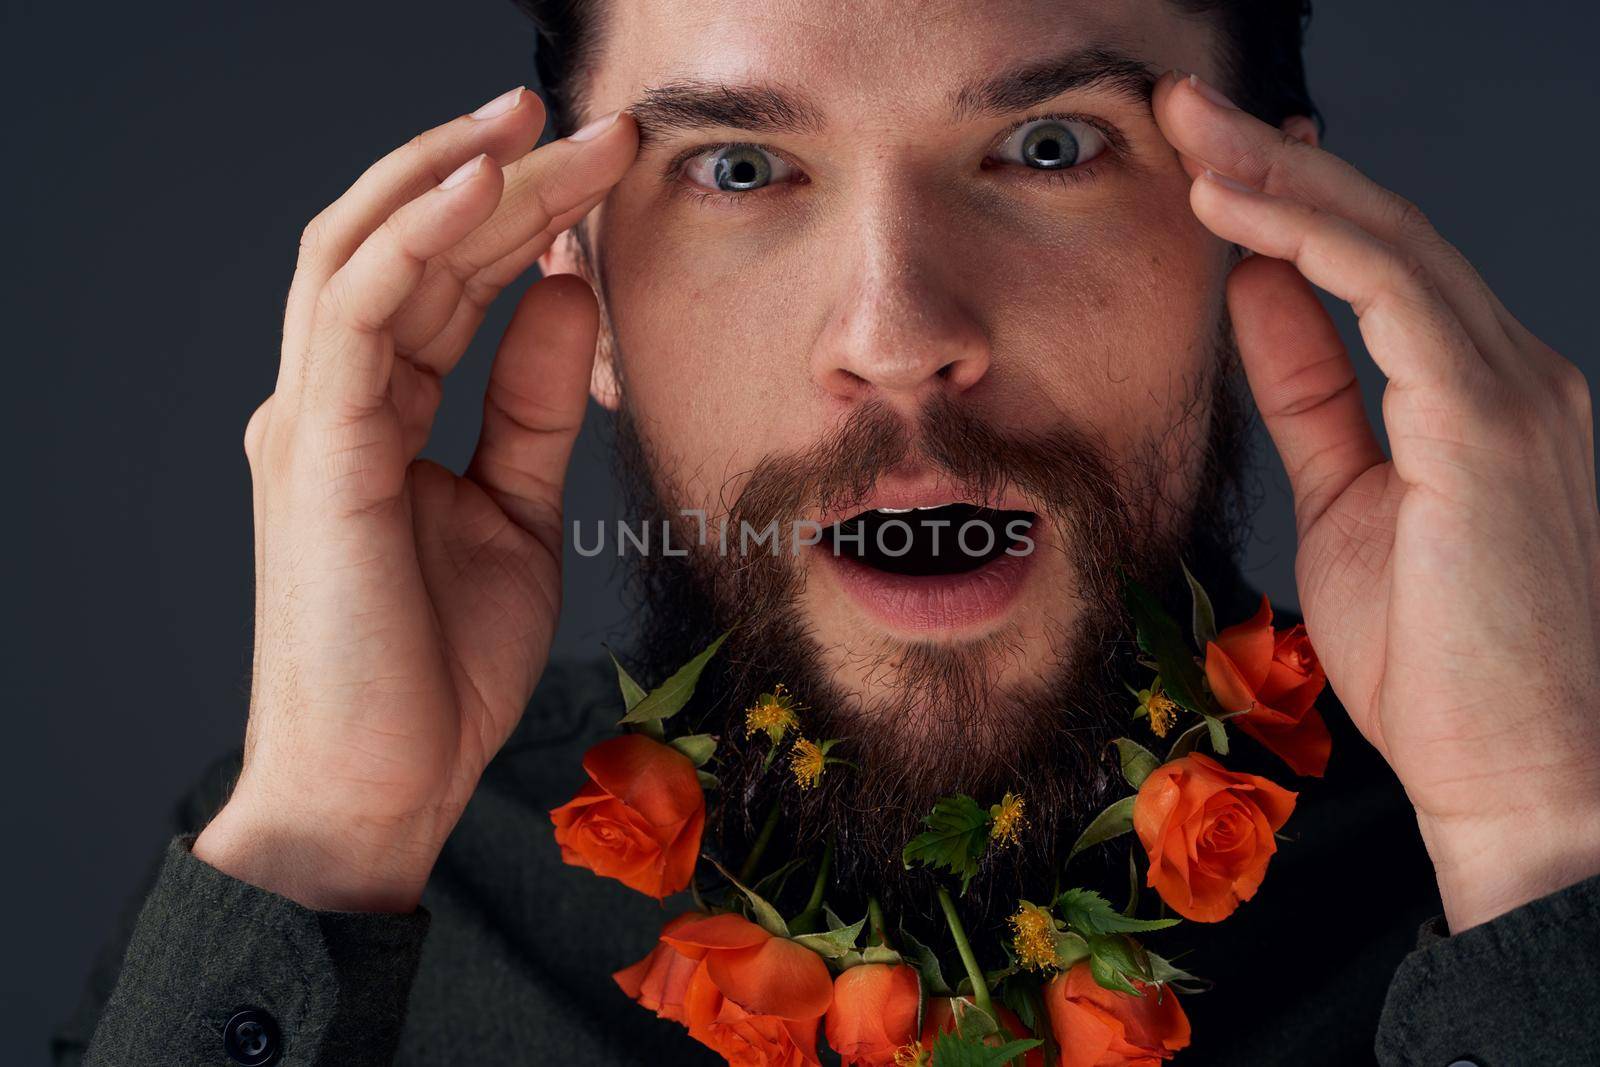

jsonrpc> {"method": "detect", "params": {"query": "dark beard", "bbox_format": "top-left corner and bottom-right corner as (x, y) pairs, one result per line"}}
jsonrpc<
(606, 330), (1255, 938)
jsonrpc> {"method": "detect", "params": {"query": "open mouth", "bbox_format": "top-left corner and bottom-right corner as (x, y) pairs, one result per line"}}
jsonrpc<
(825, 504), (1038, 575)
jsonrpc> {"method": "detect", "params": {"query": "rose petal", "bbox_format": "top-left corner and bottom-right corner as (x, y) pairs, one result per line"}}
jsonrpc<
(707, 937), (835, 1020)
(582, 735), (704, 827)
(664, 912), (772, 958)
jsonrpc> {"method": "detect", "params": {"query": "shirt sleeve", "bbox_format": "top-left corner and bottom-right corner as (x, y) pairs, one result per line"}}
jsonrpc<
(1375, 871), (1600, 1066)
(53, 746), (432, 1067)
(65, 835), (429, 1067)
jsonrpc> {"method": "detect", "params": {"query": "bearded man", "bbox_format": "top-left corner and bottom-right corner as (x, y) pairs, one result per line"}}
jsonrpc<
(54, 1), (1600, 1065)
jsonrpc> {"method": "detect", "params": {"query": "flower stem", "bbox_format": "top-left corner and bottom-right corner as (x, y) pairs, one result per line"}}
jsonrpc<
(803, 838), (834, 915)
(937, 885), (994, 1019)
(867, 896), (889, 948)
(738, 799), (783, 884)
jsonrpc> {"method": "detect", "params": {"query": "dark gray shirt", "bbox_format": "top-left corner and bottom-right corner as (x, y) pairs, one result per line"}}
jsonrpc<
(52, 657), (1600, 1065)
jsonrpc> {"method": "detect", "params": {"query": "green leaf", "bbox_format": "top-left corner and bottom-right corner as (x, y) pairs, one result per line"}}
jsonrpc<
(1056, 888), (1180, 936)
(1182, 560), (1218, 649)
(1205, 714), (1229, 755)
(902, 794), (992, 894)
(949, 998), (1000, 1041)
(1066, 796), (1136, 862)
(1147, 951), (1211, 994)
(929, 1031), (1043, 1067)
(793, 916), (865, 959)
(1123, 580), (1209, 715)
(860, 944), (904, 965)
(1086, 934), (1153, 996)
(1123, 850), (1141, 916)
(1113, 738), (1159, 789)
(619, 631), (730, 726)
(609, 649), (648, 712)
(696, 770), (720, 791)
(901, 927), (951, 996)
(708, 858), (788, 938)
(669, 733), (717, 767)
(1054, 930), (1092, 971)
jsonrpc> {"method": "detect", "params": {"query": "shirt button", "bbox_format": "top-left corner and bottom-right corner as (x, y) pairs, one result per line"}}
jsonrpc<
(1446, 1061), (1479, 1066)
(223, 1007), (281, 1066)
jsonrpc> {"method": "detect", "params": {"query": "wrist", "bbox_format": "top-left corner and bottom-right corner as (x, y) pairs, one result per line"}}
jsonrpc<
(1417, 801), (1600, 933)
(194, 783), (441, 913)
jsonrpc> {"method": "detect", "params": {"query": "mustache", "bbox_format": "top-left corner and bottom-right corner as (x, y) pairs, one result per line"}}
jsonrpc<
(727, 392), (1125, 535)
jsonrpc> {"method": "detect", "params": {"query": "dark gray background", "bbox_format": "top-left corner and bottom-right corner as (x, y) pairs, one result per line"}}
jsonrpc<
(6, 1), (1596, 1062)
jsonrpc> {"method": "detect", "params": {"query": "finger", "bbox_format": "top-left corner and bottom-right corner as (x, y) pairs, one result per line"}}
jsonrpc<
(298, 154), (504, 416)
(401, 187), (609, 368)
(465, 273), (599, 550)
(1191, 170), (1490, 396)
(280, 88), (544, 375)
(1229, 256), (1386, 535)
(1154, 71), (1520, 364)
(388, 115), (635, 363)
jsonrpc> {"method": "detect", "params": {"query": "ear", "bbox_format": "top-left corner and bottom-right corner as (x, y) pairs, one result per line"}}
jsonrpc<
(536, 228), (583, 279)
(1281, 114), (1319, 149)
(538, 229), (623, 412)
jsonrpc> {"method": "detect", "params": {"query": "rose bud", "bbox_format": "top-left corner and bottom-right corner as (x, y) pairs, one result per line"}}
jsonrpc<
(824, 962), (920, 1066)
(1205, 595), (1332, 776)
(1044, 961), (1190, 1067)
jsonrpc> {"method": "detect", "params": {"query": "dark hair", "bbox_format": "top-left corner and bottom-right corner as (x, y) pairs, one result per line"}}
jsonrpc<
(512, 0), (1318, 138)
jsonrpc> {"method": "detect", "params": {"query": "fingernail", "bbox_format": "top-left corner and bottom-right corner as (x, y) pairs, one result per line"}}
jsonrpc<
(1203, 169), (1255, 194)
(441, 154), (486, 190)
(471, 86), (524, 120)
(1188, 73), (1238, 111)
(568, 110), (620, 142)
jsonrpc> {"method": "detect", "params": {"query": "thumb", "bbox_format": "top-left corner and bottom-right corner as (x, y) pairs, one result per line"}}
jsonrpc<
(1229, 255), (1385, 537)
(465, 272), (599, 552)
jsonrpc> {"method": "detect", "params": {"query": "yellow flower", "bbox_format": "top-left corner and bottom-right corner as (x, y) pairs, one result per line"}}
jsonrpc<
(1146, 691), (1178, 738)
(1009, 902), (1060, 973)
(790, 736), (826, 790)
(745, 684), (800, 744)
(989, 792), (1027, 848)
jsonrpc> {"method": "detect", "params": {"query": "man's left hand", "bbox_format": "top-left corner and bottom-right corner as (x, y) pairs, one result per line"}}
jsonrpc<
(1154, 69), (1600, 931)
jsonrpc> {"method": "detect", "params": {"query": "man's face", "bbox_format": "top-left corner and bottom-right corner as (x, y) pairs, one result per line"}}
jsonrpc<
(548, 0), (1233, 724)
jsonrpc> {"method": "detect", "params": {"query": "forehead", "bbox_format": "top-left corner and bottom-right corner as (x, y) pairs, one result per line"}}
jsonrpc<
(584, 0), (1219, 120)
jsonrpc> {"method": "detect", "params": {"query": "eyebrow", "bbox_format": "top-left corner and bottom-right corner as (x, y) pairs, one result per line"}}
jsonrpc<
(948, 46), (1158, 120)
(626, 45), (1158, 149)
(629, 81), (826, 149)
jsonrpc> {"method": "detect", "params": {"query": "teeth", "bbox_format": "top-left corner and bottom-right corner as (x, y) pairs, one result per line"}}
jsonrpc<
(874, 504), (956, 514)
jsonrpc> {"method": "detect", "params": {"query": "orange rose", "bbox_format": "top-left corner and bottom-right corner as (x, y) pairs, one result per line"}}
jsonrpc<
(824, 963), (920, 1066)
(1204, 595), (1332, 776)
(1044, 962), (1190, 1067)
(549, 734), (705, 898)
(1134, 752), (1297, 922)
(918, 997), (1045, 1067)
(614, 913), (703, 1024)
(664, 912), (833, 1066)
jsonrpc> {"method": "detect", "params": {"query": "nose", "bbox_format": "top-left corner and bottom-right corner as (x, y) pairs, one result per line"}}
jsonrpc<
(810, 213), (992, 408)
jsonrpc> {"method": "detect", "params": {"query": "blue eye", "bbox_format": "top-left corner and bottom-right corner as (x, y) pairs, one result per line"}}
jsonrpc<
(683, 144), (796, 193)
(994, 118), (1107, 171)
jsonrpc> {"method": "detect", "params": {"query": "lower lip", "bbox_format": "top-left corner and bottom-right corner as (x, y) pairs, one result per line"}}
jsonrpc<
(816, 542), (1038, 633)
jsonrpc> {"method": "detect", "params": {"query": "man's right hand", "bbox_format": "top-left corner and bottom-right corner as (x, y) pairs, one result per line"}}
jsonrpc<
(192, 88), (638, 912)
